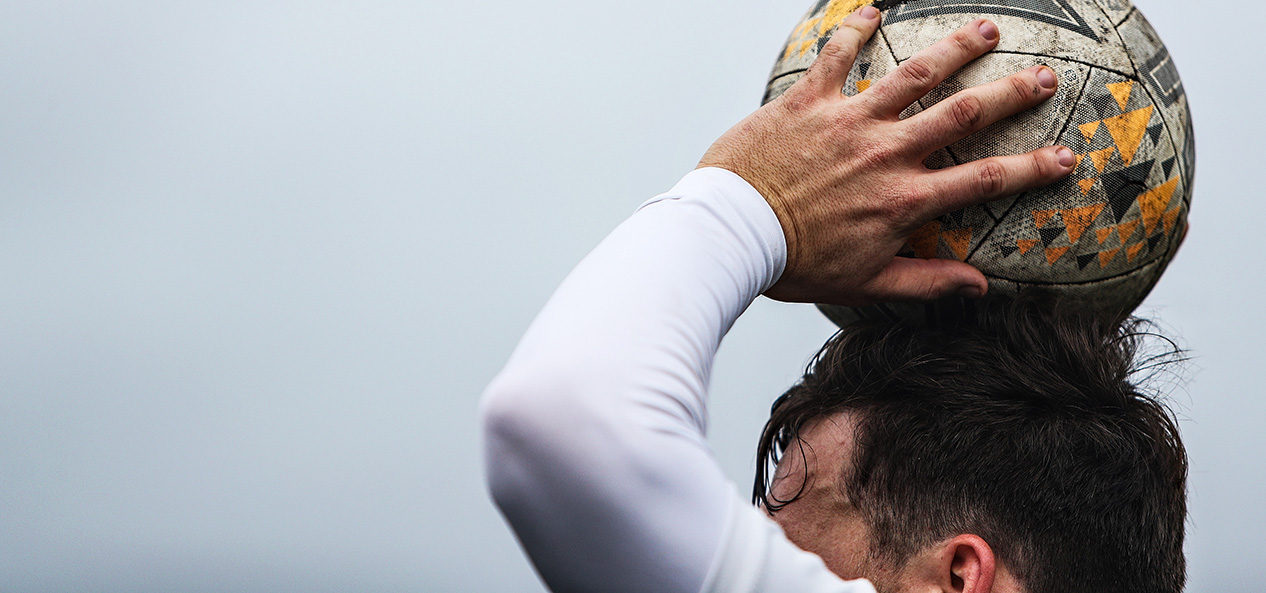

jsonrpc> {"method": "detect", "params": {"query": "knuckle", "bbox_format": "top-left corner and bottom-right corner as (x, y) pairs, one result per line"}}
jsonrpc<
(816, 39), (848, 63)
(884, 183), (926, 221)
(948, 94), (984, 133)
(1031, 150), (1055, 178)
(949, 30), (979, 55)
(845, 26), (870, 53)
(831, 109), (865, 134)
(839, 22), (865, 37)
(900, 57), (937, 91)
(854, 137), (897, 170)
(974, 160), (1007, 198)
(780, 85), (819, 113)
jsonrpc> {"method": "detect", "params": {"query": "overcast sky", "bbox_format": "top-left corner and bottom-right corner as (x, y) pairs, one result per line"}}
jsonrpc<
(1, 1), (1261, 592)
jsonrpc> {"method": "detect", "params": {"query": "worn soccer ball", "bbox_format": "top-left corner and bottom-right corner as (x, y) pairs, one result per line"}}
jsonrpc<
(764, 0), (1194, 325)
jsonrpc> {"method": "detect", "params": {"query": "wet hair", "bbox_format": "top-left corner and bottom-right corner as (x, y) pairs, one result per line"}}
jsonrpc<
(753, 296), (1188, 593)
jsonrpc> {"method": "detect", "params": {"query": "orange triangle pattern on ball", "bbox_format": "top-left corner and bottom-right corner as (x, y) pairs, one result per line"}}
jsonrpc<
(764, 0), (1195, 327)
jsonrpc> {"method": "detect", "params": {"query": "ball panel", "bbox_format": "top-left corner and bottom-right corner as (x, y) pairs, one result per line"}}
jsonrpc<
(878, 0), (1132, 74)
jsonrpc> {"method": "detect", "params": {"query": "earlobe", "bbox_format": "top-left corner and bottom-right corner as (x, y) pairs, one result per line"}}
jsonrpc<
(946, 534), (996, 593)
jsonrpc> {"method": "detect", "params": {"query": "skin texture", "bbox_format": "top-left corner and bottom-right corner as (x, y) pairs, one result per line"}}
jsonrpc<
(698, 7), (1076, 307)
(768, 414), (875, 582)
(770, 413), (1022, 593)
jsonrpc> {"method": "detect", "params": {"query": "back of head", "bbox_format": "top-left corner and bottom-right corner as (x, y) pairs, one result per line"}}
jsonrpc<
(754, 296), (1188, 593)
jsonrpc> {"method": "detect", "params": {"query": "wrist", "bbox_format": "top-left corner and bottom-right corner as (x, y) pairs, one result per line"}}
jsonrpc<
(648, 167), (788, 294)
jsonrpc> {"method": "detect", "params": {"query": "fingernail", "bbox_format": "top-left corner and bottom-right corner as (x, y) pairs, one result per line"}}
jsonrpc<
(1056, 147), (1076, 168)
(958, 285), (984, 299)
(978, 20), (998, 40)
(1036, 66), (1057, 89)
(860, 6), (879, 19)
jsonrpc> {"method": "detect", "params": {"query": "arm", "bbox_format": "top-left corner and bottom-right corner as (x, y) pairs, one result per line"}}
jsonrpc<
(482, 167), (787, 593)
(481, 8), (1074, 593)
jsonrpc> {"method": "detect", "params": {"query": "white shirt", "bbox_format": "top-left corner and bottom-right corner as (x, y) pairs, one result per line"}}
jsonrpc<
(480, 168), (877, 593)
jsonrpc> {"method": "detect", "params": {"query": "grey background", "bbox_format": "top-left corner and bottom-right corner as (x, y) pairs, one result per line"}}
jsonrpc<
(0, 1), (1258, 591)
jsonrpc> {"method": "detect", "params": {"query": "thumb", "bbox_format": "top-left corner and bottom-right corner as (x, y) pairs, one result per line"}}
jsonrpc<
(863, 257), (988, 303)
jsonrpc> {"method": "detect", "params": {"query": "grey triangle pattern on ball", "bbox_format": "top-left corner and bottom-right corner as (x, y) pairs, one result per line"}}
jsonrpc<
(1101, 161), (1153, 222)
(763, 0), (1192, 326)
(1115, 9), (1195, 196)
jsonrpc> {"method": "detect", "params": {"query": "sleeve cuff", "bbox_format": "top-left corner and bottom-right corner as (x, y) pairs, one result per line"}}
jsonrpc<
(640, 167), (788, 292)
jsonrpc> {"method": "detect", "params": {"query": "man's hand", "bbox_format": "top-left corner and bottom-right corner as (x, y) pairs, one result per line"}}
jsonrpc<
(698, 7), (1076, 306)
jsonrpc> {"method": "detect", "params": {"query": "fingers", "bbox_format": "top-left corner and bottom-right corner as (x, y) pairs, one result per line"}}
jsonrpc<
(862, 257), (988, 303)
(862, 19), (1000, 116)
(903, 65), (1059, 155)
(915, 145), (1077, 217)
(797, 6), (882, 98)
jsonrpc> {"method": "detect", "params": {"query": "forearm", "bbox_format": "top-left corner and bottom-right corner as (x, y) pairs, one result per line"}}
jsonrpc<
(480, 167), (785, 593)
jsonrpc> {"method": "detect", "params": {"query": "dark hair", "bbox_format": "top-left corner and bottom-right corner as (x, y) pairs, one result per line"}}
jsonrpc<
(753, 296), (1188, 593)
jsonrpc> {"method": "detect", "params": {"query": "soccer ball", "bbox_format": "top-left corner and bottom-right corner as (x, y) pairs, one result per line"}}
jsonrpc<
(764, 0), (1194, 325)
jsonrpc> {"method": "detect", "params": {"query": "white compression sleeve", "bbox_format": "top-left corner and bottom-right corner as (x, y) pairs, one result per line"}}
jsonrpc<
(480, 168), (875, 593)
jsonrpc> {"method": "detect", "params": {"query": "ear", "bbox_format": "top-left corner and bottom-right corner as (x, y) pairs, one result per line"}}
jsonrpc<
(939, 534), (996, 593)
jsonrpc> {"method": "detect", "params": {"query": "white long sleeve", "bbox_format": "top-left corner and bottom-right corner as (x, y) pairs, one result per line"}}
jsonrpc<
(480, 168), (876, 593)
